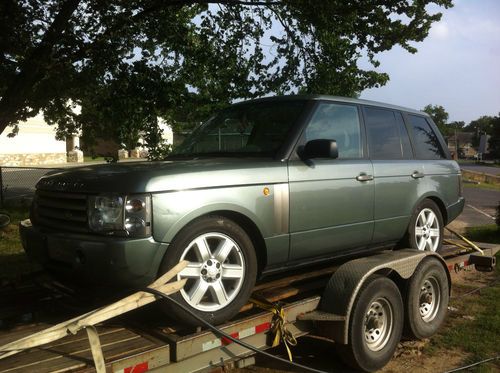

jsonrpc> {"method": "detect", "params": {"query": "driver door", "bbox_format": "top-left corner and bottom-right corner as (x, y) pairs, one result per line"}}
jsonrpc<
(288, 101), (374, 261)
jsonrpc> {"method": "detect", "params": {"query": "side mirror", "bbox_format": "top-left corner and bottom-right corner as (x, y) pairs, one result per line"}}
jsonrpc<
(302, 139), (339, 159)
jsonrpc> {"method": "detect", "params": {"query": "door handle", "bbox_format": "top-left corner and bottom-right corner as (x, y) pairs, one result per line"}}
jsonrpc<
(356, 173), (374, 182)
(411, 171), (425, 179)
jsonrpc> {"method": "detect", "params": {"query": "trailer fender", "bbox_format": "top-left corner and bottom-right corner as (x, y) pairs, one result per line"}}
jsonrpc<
(319, 249), (450, 345)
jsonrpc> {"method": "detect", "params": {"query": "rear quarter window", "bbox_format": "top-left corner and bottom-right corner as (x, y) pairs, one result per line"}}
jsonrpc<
(407, 115), (446, 160)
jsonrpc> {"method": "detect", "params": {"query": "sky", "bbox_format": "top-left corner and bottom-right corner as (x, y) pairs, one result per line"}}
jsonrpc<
(360, 0), (500, 124)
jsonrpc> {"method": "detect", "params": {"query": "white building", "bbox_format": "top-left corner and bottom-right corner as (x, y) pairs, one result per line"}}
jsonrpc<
(0, 114), (67, 166)
(0, 112), (175, 165)
(159, 118), (174, 145)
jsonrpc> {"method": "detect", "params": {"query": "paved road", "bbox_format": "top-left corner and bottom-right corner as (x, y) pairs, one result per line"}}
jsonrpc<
(460, 164), (500, 176)
(448, 185), (499, 232)
(0, 167), (56, 202)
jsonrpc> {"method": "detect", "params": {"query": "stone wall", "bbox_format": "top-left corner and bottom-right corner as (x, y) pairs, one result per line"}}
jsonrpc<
(462, 169), (500, 185)
(0, 153), (67, 167)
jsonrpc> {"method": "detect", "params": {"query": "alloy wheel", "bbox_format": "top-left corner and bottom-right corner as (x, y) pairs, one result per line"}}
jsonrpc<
(415, 208), (440, 251)
(177, 232), (245, 312)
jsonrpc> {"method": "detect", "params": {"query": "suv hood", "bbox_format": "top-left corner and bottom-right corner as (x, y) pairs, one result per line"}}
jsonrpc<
(36, 158), (288, 194)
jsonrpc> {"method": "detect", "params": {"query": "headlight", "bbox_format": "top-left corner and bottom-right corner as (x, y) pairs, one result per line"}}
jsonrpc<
(88, 194), (151, 237)
(88, 195), (124, 232)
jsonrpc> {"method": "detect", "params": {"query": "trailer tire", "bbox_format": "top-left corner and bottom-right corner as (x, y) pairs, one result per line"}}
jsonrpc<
(158, 215), (257, 326)
(404, 257), (449, 339)
(336, 275), (403, 372)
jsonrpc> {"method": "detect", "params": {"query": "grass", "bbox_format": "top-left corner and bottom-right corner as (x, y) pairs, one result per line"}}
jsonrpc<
(83, 156), (107, 163)
(458, 160), (500, 168)
(425, 252), (500, 372)
(463, 182), (500, 192)
(465, 225), (500, 244)
(0, 203), (37, 279)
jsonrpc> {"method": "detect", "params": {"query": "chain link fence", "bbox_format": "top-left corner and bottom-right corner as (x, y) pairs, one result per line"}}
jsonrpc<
(0, 167), (64, 207)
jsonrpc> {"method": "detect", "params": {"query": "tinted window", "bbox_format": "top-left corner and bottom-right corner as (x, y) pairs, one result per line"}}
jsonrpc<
(305, 103), (362, 159)
(408, 115), (446, 159)
(365, 107), (408, 160)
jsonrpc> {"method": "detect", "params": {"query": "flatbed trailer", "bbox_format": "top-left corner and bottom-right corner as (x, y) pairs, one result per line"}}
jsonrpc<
(0, 244), (497, 373)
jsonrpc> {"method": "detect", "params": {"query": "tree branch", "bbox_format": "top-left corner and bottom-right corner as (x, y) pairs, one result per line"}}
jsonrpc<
(0, 0), (82, 133)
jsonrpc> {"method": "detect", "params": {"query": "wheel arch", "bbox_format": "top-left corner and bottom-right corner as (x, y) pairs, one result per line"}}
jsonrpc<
(160, 207), (268, 276)
(206, 210), (267, 276)
(413, 194), (449, 225)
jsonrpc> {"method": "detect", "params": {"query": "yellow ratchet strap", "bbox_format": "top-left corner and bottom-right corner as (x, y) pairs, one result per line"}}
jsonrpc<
(250, 297), (297, 362)
(445, 227), (484, 255)
(443, 239), (471, 252)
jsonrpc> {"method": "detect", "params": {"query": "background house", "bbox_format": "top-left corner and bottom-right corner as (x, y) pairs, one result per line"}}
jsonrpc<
(0, 114), (67, 166)
(446, 132), (477, 159)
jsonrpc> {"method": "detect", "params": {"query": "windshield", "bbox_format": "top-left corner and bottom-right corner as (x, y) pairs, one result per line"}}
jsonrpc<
(171, 100), (306, 158)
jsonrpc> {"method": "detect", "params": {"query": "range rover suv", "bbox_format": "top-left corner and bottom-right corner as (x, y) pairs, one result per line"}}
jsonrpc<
(20, 95), (464, 325)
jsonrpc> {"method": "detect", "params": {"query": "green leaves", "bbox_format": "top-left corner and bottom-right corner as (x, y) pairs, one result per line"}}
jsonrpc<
(423, 104), (450, 136)
(0, 0), (453, 152)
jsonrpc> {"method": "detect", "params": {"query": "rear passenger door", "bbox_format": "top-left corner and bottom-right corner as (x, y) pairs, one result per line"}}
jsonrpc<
(288, 102), (374, 261)
(405, 114), (457, 207)
(363, 106), (424, 244)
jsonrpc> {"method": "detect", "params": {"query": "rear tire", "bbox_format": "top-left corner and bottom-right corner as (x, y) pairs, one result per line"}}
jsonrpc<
(336, 275), (403, 372)
(406, 199), (443, 252)
(158, 215), (257, 326)
(404, 257), (449, 339)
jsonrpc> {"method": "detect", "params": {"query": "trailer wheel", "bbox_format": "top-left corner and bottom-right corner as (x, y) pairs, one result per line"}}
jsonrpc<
(336, 275), (403, 372)
(158, 215), (257, 326)
(404, 257), (449, 339)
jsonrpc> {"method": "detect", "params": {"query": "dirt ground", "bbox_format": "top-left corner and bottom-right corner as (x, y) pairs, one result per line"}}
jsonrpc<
(231, 265), (498, 373)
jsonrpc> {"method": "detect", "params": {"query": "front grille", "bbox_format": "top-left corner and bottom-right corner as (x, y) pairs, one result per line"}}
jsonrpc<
(34, 190), (89, 233)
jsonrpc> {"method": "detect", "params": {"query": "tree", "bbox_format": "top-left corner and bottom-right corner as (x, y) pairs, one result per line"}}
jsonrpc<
(423, 104), (450, 136)
(449, 121), (464, 130)
(463, 115), (497, 148)
(487, 114), (500, 159)
(0, 0), (453, 151)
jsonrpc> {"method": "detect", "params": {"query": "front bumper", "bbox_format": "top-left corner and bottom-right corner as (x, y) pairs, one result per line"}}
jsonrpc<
(19, 219), (169, 288)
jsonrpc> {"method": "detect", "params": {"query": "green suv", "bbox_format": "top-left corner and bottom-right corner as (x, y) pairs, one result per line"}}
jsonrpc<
(20, 95), (464, 325)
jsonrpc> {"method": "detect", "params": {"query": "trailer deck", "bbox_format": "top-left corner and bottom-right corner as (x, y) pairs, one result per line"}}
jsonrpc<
(0, 244), (497, 373)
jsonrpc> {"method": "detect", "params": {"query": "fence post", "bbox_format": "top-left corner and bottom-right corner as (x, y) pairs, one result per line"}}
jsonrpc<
(0, 166), (3, 208)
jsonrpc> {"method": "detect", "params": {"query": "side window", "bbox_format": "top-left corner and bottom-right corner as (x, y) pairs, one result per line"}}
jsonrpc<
(305, 102), (362, 159)
(365, 107), (406, 160)
(408, 115), (446, 159)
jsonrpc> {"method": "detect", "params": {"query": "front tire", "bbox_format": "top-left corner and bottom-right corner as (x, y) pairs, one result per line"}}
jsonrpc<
(337, 275), (403, 372)
(407, 199), (444, 252)
(158, 215), (257, 326)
